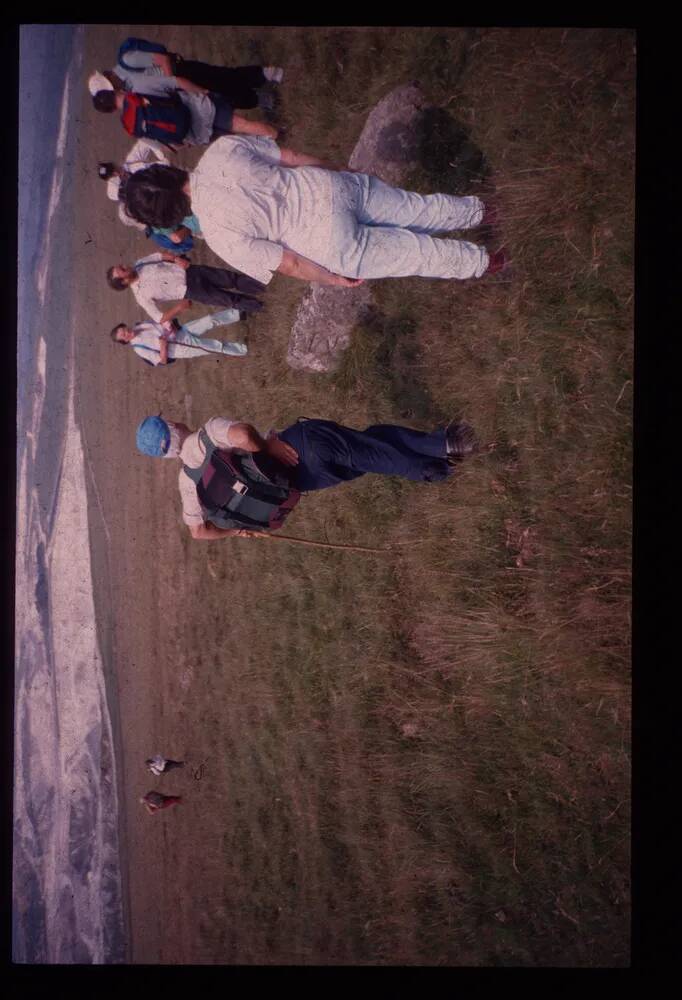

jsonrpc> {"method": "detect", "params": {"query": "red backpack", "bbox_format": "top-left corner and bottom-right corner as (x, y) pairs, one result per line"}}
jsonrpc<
(121, 92), (191, 145)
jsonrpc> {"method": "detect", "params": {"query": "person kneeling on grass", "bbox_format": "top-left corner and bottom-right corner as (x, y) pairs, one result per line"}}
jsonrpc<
(111, 309), (249, 366)
(106, 251), (265, 326)
(134, 413), (479, 541)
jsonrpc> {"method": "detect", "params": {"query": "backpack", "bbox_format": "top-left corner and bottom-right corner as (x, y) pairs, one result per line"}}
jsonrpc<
(145, 226), (194, 254)
(117, 37), (168, 72)
(121, 92), (191, 145)
(183, 428), (301, 532)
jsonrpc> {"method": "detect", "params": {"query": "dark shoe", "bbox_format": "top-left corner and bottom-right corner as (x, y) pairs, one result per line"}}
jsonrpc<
(257, 90), (275, 112)
(446, 420), (479, 460)
(486, 248), (509, 275)
(479, 201), (498, 228)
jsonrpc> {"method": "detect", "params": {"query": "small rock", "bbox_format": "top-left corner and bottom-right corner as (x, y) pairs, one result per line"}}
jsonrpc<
(287, 284), (373, 372)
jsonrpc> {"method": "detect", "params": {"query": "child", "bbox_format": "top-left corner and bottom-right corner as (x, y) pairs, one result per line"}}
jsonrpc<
(92, 86), (277, 146)
(140, 791), (182, 814)
(110, 310), (249, 366)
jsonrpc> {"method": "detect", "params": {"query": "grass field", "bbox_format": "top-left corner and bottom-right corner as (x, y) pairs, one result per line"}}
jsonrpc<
(117, 26), (632, 965)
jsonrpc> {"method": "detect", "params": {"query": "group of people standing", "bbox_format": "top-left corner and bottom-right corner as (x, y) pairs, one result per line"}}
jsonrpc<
(95, 37), (501, 562)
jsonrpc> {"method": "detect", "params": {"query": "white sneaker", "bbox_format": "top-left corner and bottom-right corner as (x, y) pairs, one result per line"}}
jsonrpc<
(263, 66), (284, 84)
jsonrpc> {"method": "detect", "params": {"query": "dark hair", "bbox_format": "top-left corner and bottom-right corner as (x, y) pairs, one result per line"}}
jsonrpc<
(93, 90), (117, 113)
(446, 421), (480, 461)
(98, 161), (118, 180)
(106, 266), (129, 291)
(110, 323), (128, 342)
(123, 164), (191, 228)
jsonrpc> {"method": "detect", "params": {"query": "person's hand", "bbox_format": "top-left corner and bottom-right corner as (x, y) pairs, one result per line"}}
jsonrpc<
(237, 529), (266, 538)
(335, 275), (365, 288)
(264, 430), (299, 466)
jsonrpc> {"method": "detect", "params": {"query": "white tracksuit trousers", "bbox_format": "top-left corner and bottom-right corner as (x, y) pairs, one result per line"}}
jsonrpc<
(174, 309), (247, 357)
(327, 172), (489, 280)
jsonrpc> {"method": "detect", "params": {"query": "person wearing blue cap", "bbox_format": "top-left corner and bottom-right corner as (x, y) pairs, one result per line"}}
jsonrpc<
(135, 413), (479, 540)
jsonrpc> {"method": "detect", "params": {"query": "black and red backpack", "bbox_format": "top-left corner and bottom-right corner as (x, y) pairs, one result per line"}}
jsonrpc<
(121, 92), (191, 145)
(182, 428), (301, 532)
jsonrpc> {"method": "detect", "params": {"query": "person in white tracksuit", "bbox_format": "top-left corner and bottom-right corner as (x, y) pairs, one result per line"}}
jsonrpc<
(110, 308), (248, 366)
(121, 135), (508, 288)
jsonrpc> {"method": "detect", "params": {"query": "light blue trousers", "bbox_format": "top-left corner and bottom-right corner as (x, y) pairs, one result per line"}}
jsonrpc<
(328, 172), (489, 280)
(175, 309), (248, 357)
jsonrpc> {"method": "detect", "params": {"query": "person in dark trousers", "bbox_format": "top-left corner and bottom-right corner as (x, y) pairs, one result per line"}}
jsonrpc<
(106, 251), (265, 326)
(146, 755), (185, 775)
(91, 86), (277, 147)
(134, 413), (479, 541)
(90, 42), (283, 110)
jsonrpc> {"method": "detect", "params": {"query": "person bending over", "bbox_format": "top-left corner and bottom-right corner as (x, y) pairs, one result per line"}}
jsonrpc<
(121, 137), (507, 289)
(89, 38), (283, 111)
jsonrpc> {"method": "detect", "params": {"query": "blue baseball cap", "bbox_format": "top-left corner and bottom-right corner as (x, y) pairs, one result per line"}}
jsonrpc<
(136, 416), (171, 457)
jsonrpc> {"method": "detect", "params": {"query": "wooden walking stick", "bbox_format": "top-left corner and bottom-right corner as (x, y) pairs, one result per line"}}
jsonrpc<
(254, 532), (391, 555)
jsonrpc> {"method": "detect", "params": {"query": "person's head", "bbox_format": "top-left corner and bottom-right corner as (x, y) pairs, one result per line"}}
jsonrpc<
(92, 89), (118, 113)
(98, 161), (119, 181)
(446, 421), (480, 462)
(88, 71), (114, 97)
(136, 416), (192, 460)
(107, 265), (136, 290)
(110, 322), (133, 343)
(123, 165), (191, 229)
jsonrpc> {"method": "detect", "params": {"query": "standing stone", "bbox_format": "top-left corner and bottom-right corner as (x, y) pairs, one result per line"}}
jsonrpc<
(287, 85), (426, 373)
(347, 83), (426, 184)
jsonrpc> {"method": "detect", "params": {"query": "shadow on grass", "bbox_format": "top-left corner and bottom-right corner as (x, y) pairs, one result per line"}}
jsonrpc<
(416, 107), (492, 193)
(332, 306), (442, 425)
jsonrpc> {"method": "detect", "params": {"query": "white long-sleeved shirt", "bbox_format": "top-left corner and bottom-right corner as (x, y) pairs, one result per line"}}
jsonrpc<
(106, 138), (170, 201)
(189, 135), (335, 285)
(130, 253), (188, 323)
(146, 754), (167, 775)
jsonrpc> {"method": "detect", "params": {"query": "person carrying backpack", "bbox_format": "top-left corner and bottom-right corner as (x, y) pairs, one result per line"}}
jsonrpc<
(92, 86), (277, 147)
(134, 414), (479, 541)
(112, 36), (283, 111)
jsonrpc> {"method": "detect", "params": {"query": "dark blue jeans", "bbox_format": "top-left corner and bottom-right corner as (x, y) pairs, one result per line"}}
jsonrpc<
(209, 93), (235, 138)
(278, 419), (451, 492)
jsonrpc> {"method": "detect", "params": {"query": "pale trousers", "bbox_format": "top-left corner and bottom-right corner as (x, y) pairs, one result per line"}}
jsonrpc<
(329, 172), (489, 280)
(173, 309), (247, 358)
